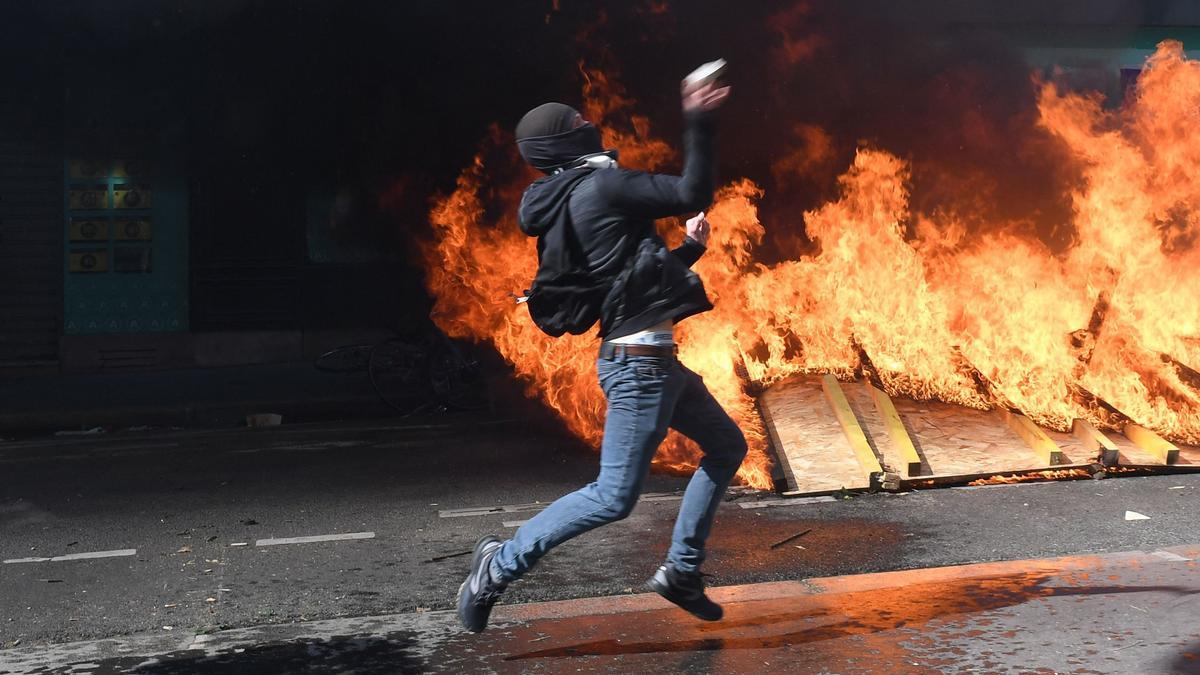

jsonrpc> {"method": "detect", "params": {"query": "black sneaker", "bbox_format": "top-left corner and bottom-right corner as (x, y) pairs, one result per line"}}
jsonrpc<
(457, 535), (507, 632)
(646, 563), (723, 621)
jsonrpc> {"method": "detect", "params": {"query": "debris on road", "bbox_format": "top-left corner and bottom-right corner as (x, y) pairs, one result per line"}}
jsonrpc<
(770, 528), (813, 549)
(246, 414), (282, 427)
(54, 427), (106, 436)
(1125, 511), (1150, 521)
(426, 550), (472, 563)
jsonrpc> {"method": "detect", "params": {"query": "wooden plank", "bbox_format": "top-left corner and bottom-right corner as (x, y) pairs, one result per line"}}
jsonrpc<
(1124, 424), (1179, 465)
(865, 382), (922, 476)
(1002, 409), (1065, 465)
(821, 374), (883, 488)
(759, 377), (874, 495)
(1071, 419), (1119, 466)
(1161, 353), (1200, 394)
(1176, 445), (1200, 468)
(1071, 387), (1183, 466)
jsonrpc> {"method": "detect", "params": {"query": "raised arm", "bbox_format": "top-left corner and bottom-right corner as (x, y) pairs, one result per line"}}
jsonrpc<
(595, 80), (730, 220)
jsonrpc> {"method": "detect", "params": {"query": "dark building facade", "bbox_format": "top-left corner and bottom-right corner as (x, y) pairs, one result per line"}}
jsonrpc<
(0, 1), (1196, 375)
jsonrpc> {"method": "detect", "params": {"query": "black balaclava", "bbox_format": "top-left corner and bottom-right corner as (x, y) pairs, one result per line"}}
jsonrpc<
(515, 102), (615, 174)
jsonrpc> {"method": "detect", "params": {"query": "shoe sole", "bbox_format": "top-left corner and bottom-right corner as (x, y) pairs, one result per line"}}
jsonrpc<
(645, 577), (723, 622)
(457, 535), (500, 633)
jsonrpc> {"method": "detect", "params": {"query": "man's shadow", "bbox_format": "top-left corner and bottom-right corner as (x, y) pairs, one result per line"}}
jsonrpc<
(70, 632), (426, 675)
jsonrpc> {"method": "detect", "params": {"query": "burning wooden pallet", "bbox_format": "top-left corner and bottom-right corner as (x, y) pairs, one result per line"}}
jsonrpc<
(759, 374), (1200, 496)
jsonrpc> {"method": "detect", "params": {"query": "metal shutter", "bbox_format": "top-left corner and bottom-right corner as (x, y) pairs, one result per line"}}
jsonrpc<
(0, 106), (62, 368)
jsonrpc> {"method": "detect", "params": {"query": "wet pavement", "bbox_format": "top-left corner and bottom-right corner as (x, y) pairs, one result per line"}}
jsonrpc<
(3, 544), (1197, 674)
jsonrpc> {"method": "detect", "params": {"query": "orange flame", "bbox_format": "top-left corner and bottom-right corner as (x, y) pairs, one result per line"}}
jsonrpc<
(966, 469), (1092, 486)
(422, 42), (1200, 491)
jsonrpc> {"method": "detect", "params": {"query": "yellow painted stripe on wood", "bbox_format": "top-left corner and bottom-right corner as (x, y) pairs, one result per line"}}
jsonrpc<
(865, 382), (922, 477)
(821, 375), (883, 484)
(1124, 424), (1179, 465)
(1002, 410), (1065, 465)
(1071, 419), (1119, 466)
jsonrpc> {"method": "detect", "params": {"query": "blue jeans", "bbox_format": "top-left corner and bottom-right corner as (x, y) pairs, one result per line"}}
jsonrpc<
(490, 352), (748, 582)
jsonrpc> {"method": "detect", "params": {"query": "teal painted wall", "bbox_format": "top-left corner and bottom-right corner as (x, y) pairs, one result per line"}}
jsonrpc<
(63, 157), (188, 334)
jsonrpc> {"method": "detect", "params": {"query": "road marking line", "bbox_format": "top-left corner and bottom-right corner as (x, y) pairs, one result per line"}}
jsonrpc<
(4, 548), (136, 564)
(638, 494), (684, 503)
(51, 549), (137, 561)
(255, 532), (375, 547)
(739, 496), (837, 509)
(1151, 550), (1191, 562)
(502, 520), (529, 528)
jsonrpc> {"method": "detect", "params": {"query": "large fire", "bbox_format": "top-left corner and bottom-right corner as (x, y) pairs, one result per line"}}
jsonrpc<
(421, 42), (1200, 491)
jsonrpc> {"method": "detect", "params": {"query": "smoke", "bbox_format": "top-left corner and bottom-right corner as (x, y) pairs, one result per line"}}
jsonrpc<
(753, 1), (1088, 255)
(550, 1), (1186, 259)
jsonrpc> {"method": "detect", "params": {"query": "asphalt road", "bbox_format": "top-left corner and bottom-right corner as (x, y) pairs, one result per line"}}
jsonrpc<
(1, 412), (1198, 651)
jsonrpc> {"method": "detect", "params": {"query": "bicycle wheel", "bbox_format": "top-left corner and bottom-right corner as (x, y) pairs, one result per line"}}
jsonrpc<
(314, 344), (373, 373)
(369, 338), (430, 413)
(426, 336), (487, 411)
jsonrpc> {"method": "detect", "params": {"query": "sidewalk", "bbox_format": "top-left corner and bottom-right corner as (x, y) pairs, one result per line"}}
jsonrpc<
(0, 362), (399, 435)
(3, 545), (1197, 674)
(0, 350), (533, 436)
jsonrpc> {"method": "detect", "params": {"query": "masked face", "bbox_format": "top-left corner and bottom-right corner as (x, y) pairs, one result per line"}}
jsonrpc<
(515, 102), (613, 173)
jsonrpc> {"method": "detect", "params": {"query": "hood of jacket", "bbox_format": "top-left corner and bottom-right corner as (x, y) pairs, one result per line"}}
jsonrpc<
(517, 168), (594, 237)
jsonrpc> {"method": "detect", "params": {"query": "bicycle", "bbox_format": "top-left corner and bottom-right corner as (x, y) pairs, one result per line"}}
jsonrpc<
(314, 324), (484, 416)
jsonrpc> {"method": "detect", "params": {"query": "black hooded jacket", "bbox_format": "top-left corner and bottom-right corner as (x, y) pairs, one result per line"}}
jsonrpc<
(518, 111), (716, 339)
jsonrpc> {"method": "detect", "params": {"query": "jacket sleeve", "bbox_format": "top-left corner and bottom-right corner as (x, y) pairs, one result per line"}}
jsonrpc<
(594, 111), (715, 219)
(670, 236), (706, 268)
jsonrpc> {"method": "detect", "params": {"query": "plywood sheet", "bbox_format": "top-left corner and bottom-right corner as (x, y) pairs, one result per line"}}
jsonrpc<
(836, 382), (1087, 479)
(760, 375), (1200, 496)
(881, 398), (1093, 479)
(759, 376), (872, 495)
